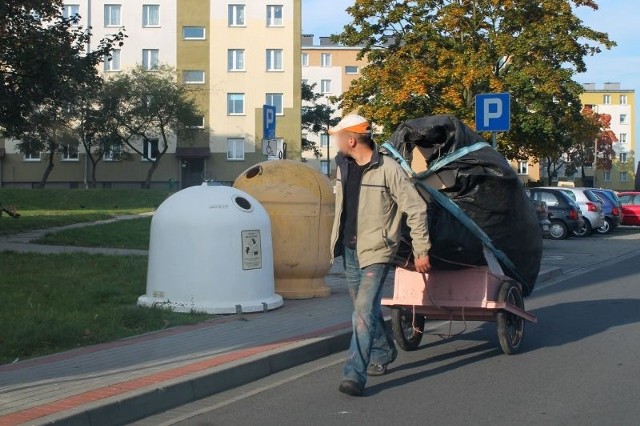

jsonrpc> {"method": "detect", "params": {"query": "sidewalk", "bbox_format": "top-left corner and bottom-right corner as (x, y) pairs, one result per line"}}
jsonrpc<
(0, 221), (562, 426)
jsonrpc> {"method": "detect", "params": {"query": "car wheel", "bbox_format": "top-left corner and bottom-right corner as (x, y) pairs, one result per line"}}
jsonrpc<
(573, 220), (593, 237)
(549, 220), (568, 240)
(596, 218), (612, 234)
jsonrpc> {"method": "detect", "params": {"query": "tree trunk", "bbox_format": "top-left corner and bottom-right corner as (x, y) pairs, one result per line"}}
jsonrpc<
(90, 158), (98, 188)
(37, 150), (55, 189)
(546, 160), (553, 186)
(143, 160), (160, 189)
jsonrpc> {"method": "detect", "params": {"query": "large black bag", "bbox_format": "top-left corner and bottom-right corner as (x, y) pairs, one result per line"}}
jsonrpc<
(389, 115), (542, 297)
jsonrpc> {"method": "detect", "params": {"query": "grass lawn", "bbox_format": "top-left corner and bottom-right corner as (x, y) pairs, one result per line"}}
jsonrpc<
(35, 217), (152, 250)
(0, 252), (215, 364)
(0, 188), (170, 236)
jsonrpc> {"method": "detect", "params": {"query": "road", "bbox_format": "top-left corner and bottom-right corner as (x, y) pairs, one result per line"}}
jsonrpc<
(136, 229), (640, 426)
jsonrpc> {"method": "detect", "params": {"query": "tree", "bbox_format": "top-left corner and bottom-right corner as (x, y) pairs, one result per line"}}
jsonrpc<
(0, 1), (124, 187)
(334, 0), (614, 161)
(564, 106), (603, 183)
(102, 66), (203, 189)
(301, 82), (339, 158)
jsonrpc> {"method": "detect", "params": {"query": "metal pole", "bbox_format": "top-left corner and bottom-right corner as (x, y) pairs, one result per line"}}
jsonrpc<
(326, 130), (330, 178)
(83, 0), (92, 189)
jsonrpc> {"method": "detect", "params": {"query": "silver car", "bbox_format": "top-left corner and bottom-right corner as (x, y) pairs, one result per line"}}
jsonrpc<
(543, 187), (605, 236)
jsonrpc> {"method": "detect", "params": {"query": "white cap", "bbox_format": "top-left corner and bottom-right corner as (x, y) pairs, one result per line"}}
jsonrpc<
(328, 114), (372, 135)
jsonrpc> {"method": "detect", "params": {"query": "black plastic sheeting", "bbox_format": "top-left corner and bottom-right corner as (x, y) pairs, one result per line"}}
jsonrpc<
(389, 115), (542, 297)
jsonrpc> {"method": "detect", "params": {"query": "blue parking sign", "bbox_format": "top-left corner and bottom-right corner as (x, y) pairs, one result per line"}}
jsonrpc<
(475, 93), (510, 132)
(263, 105), (276, 139)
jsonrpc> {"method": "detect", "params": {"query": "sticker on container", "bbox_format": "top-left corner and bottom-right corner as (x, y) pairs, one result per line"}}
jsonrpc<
(241, 230), (262, 270)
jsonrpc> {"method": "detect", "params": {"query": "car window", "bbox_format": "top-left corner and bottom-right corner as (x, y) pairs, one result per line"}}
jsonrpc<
(559, 189), (576, 201)
(592, 192), (606, 204)
(619, 195), (632, 205)
(635, 195), (640, 205)
(584, 190), (601, 203)
(540, 191), (559, 207)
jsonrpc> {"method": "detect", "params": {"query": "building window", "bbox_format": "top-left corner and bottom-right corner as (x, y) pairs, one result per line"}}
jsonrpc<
(186, 116), (205, 129)
(620, 95), (627, 105)
(320, 134), (329, 147)
(142, 49), (159, 70)
(142, 5), (159, 27)
(266, 93), (283, 115)
(321, 53), (332, 67)
(302, 79), (308, 86)
(142, 139), (159, 161)
(620, 114), (627, 124)
(345, 66), (358, 74)
(320, 79), (331, 94)
(103, 143), (122, 161)
(23, 151), (41, 162)
(320, 160), (330, 175)
(228, 49), (245, 71)
(182, 26), (205, 40)
(104, 49), (121, 72)
(227, 138), (245, 161)
(266, 49), (283, 71)
(301, 52), (309, 67)
(104, 4), (121, 27)
(61, 144), (79, 161)
(227, 93), (245, 115)
(603, 171), (611, 182)
(63, 4), (80, 24)
(516, 161), (528, 175)
(620, 172), (628, 183)
(620, 133), (627, 144)
(228, 4), (245, 26)
(619, 152), (628, 163)
(182, 70), (205, 84)
(603, 94), (611, 104)
(267, 5), (283, 26)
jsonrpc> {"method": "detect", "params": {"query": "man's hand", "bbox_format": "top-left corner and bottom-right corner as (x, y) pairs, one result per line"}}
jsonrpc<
(414, 256), (431, 273)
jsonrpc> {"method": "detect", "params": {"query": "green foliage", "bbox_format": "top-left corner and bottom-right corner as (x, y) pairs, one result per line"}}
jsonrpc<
(301, 81), (339, 158)
(335, 0), (615, 162)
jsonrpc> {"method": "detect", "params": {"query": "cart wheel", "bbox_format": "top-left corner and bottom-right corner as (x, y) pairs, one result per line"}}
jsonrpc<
(496, 280), (525, 355)
(391, 308), (424, 351)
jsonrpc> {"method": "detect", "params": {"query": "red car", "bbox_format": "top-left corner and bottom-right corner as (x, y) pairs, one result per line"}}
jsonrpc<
(618, 192), (640, 226)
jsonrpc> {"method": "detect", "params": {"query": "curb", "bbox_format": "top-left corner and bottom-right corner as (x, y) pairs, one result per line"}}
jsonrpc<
(24, 267), (563, 425)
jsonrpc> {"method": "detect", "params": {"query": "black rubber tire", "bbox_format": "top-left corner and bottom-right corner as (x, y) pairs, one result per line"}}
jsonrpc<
(549, 220), (568, 240)
(573, 220), (593, 237)
(496, 281), (525, 355)
(596, 218), (613, 234)
(391, 307), (424, 351)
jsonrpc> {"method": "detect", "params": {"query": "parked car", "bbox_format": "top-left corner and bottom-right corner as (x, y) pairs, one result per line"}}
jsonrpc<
(591, 189), (623, 234)
(527, 188), (584, 240)
(543, 187), (605, 237)
(530, 199), (551, 238)
(618, 192), (640, 226)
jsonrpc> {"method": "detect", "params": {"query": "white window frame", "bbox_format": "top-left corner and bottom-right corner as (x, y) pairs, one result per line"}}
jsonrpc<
(102, 143), (122, 161)
(104, 49), (121, 72)
(227, 138), (245, 161)
(63, 4), (80, 24)
(266, 49), (283, 71)
(142, 4), (160, 27)
(620, 114), (628, 124)
(619, 152), (628, 163)
(345, 65), (358, 74)
(104, 4), (121, 27)
(228, 49), (245, 71)
(227, 93), (245, 115)
(301, 52), (309, 67)
(182, 70), (205, 84)
(321, 53), (332, 67)
(142, 49), (159, 70)
(620, 95), (627, 105)
(142, 139), (159, 162)
(266, 93), (284, 115)
(620, 133), (627, 144)
(186, 116), (205, 129)
(320, 79), (332, 94)
(320, 160), (330, 175)
(228, 4), (245, 27)
(603, 94), (611, 105)
(23, 151), (41, 162)
(266, 5), (283, 27)
(182, 26), (206, 40)
(620, 171), (628, 183)
(320, 134), (329, 147)
(603, 171), (611, 182)
(61, 144), (79, 161)
(517, 161), (529, 175)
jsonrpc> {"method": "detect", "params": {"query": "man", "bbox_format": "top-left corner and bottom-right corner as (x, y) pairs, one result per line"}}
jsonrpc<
(329, 114), (431, 397)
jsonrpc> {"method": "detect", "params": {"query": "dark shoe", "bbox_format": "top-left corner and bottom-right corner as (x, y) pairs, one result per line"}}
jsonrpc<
(338, 379), (364, 396)
(367, 349), (398, 376)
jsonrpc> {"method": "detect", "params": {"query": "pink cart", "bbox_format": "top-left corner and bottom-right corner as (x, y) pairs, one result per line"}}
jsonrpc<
(382, 261), (538, 355)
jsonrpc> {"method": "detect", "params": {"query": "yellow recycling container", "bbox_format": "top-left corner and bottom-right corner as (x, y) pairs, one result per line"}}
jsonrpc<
(234, 160), (334, 299)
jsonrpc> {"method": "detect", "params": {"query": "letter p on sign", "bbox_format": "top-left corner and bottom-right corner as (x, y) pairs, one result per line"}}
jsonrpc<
(475, 93), (510, 132)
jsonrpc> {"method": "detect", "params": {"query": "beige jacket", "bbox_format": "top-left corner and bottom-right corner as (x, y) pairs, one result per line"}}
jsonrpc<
(330, 149), (431, 267)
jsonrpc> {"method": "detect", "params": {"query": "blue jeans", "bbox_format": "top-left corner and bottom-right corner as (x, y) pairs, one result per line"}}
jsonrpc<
(343, 246), (397, 386)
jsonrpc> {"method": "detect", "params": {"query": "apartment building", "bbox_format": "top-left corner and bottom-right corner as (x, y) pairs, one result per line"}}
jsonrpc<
(0, 1), (302, 188)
